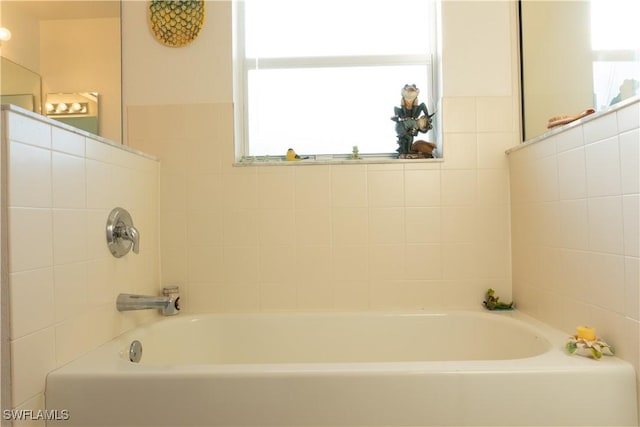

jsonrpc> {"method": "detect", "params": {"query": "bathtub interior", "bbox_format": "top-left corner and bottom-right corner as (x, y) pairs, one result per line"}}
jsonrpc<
(124, 311), (552, 365)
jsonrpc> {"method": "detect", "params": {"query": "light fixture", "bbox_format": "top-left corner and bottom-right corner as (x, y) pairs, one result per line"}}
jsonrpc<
(0, 27), (12, 42)
(46, 101), (89, 116)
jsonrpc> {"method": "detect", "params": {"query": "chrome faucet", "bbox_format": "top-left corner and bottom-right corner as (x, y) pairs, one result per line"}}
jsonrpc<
(106, 207), (140, 258)
(116, 286), (180, 316)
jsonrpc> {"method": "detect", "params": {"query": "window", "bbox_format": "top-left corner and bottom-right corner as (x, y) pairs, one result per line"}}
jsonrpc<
(590, 0), (640, 109)
(234, 0), (438, 159)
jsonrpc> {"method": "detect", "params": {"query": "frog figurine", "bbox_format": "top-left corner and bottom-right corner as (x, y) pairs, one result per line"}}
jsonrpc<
(483, 288), (514, 310)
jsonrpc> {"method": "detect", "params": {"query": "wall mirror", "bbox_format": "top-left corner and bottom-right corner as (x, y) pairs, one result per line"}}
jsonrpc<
(0, 56), (42, 113)
(46, 92), (99, 135)
(0, 1), (122, 142)
(520, 0), (640, 141)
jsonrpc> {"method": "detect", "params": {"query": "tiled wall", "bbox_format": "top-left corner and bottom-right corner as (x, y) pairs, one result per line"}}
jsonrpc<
(1, 107), (160, 422)
(125, 0), (521, 313)
(128, 96), (518, 313)
(509, 99), (640, 414)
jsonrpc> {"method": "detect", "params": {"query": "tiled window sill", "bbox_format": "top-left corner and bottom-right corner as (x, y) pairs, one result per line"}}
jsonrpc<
(233, 154), (444, 167)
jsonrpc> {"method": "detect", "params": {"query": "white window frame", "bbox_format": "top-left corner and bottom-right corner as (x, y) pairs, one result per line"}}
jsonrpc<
(232, 1), (440, 163)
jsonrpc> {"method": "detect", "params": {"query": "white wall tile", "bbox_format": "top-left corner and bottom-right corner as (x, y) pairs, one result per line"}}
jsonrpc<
(624, 257), (639, 321)
(295, 209), (331, 246)
(617, 101), (639, 133)
(441, 97), (476, 133)
(8, 113), (51, 148)
(588, 196), (624, 254)
(441, 133), (477, 169)
(558, 200), (589, 250)
(588, 253), (625, 312)
(369, 244), (405, 281)
(294, 246), (333, 282)
(52, 210), (88, 265)
(257, 168), (295, 210)
(441, 206), (475, 243)
(257, 209), (295, 247)
(55, 315), (91, 366)
(294, 166), (332, 209)
(476, 97), (514, 132)
(368, 208), (405, 244)
(53, 263), (89, 322)
(9, 142), (51, 208)
(619, 129), (640, 195)
(52, 152), (86, 209)
(554, 126), (584, 153)
(259, 246), (296, 284)
(477, 132), (514, 169)
(4, 110), (161, 415)
(9, 269), (55, 339)
(51, 127), (85, 156)
(10, 328), (56, 407)
(404, 170), (441, 207)
(585, 136), (621, 197)
(332, 245), (369, 281)
(8, 208), (53, 273)
(332, 207), (369, 245)
(441, 169), (477, 206)
(583, 112), (618, 144)
(331, 167), (368, 208)
(367, 170), (404, 208)
(405, 207), (441, 244)
(557, 148), (587, 200)
(622, 195), (639, 257)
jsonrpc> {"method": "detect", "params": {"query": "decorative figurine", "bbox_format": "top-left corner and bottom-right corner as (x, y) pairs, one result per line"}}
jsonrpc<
(286, 148), (308, 161)
(391, 84), (435, 158)
(566, 326), (614, 360)
(482, 288), (513, 310)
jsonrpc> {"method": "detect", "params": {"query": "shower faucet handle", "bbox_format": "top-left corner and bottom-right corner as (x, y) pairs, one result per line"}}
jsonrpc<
(106, 207), (140, 258)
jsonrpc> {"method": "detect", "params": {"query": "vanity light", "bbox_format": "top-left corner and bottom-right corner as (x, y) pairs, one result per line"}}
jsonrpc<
(0, 27), (11, 42)
(46, 101), (89, 116)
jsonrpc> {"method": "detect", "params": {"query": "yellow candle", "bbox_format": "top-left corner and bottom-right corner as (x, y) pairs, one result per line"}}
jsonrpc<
(577, 326), (596, 341)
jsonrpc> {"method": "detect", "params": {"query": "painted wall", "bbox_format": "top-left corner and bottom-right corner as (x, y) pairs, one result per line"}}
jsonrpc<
(40, 18), (122, 143)
(124, 0), (520, 312)
(1, 107), (160, 421)
(509, 99), (640, 416)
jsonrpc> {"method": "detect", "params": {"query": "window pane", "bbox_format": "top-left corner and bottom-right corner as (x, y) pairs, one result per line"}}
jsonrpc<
(247, 66), (434, 156)
(245, 0), (431, 58)
(592, 61), (640, 108)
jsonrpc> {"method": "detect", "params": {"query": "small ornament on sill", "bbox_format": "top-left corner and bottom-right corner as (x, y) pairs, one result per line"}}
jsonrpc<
(566, 327), (614, 360)
(351, 145), (360, 160)
(286, 148), (308, 161)
(390, 84), (435, 159)
(482, 288), (514, 311)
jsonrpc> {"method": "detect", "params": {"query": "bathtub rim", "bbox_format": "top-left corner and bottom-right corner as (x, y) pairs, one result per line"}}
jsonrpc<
(47, 308), (634, 376)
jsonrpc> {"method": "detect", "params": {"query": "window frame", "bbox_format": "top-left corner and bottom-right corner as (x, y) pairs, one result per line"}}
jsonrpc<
(233, 0), (440, 162)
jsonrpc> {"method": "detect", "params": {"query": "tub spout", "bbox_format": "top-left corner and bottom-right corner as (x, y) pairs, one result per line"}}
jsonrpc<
(117, 287), (180, 316)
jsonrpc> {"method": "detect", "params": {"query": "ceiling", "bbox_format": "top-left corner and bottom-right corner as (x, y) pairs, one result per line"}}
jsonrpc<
(7, 1), (120, 20)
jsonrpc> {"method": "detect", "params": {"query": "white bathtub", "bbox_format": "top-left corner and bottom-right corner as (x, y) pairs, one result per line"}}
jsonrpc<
(46, 310), (637, 426)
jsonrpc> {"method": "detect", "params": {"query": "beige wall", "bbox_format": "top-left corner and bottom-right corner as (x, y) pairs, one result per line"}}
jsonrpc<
(509, 99), (640, 415)
(125, 1), (520, 312)
(1, 108), (160, 421)
(0, 2), (41, 74)
(40, 18), (122, 143)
